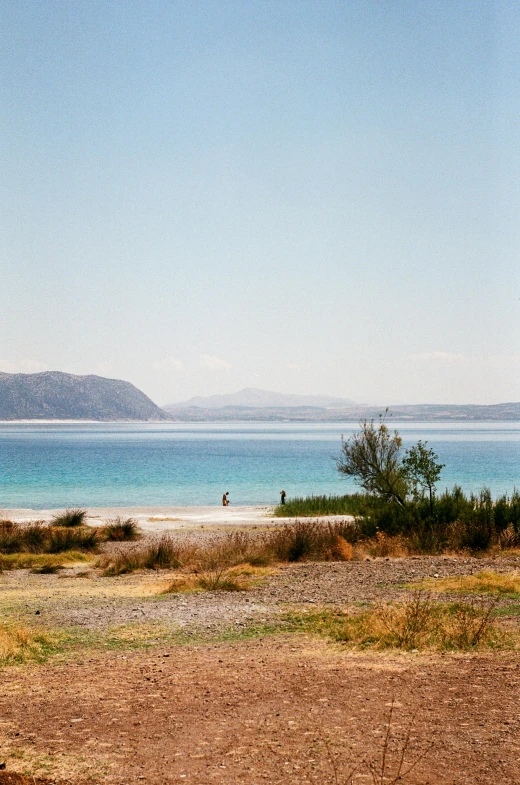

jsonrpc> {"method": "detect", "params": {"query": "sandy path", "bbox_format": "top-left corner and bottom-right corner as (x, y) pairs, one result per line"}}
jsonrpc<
(1, 639), (519, 784)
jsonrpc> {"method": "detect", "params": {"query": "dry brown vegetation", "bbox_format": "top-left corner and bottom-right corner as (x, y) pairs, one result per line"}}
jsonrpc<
(0, 623), (51, 666)
(286, 592), (513, 652)
(97, 521), (357, 578)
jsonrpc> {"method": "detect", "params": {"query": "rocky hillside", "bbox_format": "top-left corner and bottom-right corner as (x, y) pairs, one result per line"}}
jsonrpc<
(0, 372), (170, 421)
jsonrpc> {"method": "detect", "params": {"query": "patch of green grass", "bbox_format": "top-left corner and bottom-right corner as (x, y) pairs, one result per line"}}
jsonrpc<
(407, 570), (520, 599)
(491, 604), (520, 617)
(282, 594), (517, 652)
(24, 618), (287, 661)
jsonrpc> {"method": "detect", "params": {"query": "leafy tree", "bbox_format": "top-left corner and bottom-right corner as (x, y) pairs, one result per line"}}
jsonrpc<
(336, 413), (408, 507)
(402, 440), (444, 514)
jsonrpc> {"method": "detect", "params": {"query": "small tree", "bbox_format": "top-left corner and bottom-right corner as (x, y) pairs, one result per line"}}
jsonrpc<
(336, 413), (408, 507)
(402, 440), (444, 514)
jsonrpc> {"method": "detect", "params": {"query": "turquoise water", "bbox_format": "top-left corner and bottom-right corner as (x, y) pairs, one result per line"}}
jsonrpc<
(0, 422), (518, 509)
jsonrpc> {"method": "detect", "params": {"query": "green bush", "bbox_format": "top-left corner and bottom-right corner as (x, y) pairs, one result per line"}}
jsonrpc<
(275, 487), (520, 555)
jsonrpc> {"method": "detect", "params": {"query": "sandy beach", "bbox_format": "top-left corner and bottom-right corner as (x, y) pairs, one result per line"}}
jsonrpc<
(1, 505), (359, 532)
(2, 504), (281, 531)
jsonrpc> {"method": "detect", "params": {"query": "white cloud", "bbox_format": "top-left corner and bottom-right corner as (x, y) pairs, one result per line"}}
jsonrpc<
(152, 356), (184, 373)
(409, 351), (466, 364)
(199, 354), (232, 371)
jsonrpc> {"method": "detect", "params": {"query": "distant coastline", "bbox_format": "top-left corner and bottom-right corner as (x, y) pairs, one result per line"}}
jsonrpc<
(164, 403), (520, 423)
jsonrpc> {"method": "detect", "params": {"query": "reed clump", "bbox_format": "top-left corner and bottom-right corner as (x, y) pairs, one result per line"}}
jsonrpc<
(51, 508), (88, 527)
(274, 493), (371, 518)
(100, 517), (142, 542)
(265, 520), (356, 562)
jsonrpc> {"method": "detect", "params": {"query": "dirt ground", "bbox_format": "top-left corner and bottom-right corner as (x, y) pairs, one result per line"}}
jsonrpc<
(1, 556), (520, 784)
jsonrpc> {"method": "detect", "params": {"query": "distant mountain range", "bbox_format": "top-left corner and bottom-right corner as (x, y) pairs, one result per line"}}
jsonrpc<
(166, 387), (357, 410)
(165, 388), (520, 422)
(0, 372), (169, 421)
(1, 376), (518, 422)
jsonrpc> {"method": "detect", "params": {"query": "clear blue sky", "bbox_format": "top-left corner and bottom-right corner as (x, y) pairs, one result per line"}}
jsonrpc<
(1, 1), (519, 405)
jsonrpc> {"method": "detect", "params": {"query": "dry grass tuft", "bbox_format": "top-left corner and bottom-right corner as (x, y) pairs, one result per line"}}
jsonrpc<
(0, 623), (51, 665)
(100, 517), (142, 541)
(366, 532), (410, 558)
(51, 509), (87, 527)
(98, 536), (198, 575)
(164, 564), (272, 593)
(329, 535), (354, 561)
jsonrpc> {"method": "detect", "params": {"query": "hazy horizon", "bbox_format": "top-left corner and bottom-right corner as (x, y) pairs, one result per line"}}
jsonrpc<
(2, 2), (519, 406)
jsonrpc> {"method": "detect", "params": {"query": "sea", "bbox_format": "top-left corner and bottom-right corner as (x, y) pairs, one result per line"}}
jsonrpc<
(0, 422), (518, 510)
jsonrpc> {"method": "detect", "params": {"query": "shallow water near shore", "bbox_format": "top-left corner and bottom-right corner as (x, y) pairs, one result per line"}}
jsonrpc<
(0, 421), (518, 509)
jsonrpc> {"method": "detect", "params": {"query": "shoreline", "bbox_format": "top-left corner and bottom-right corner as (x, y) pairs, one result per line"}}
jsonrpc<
(1, 504), (356, 532)
(3, 505), (278, 532)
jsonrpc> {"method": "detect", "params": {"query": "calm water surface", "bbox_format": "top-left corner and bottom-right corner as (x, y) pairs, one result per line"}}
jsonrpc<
(0, 422), (518, 509)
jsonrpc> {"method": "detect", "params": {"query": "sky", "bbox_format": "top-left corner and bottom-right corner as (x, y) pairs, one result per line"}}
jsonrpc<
(1, 0), (519, 406)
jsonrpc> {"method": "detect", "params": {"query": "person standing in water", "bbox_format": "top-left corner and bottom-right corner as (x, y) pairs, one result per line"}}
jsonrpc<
(280, 490), (286, 505)
(222, 492), (230, 506)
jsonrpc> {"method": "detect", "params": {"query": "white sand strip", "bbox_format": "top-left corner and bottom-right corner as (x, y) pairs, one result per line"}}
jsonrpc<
(1, 505), (354, 532)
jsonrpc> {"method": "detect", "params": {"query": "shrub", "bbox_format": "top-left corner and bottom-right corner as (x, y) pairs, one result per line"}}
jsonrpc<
(47, 526), (98, 553)
(0, 521), (24, 553)
(101, 517), (141, 541)
(20, 522), (48, 552)
(195, 566), (245, 591)
(267, 520), (358, 562)
(51, 508), (87, 527)
(287, 486), (520, 555)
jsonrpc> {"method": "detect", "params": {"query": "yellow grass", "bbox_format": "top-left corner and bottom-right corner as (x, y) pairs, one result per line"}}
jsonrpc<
(0, 551), (90, 570)
(164, 564), (274, 593)
(0, 622), (51, 665)
(408, 570), (520, 596)
(285, 594), (517, 652)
